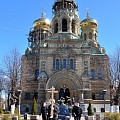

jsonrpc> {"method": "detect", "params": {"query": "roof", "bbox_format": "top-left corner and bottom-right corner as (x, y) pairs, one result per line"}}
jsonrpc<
(81, 12), (98, 26)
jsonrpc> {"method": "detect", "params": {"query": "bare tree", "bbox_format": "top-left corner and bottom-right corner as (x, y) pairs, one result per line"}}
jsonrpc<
(109, 45), (120, 112)
(0, 48), (21, 97)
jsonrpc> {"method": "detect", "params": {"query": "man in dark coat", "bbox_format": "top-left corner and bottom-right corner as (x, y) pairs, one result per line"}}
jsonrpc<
(72, 102), (82, 120)
(47, 99), (60, 120)
(41, 102), (47, 120)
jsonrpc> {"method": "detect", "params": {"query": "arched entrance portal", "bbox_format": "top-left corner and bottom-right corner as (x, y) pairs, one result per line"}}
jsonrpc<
(46, 70), (82, 102)
(59, 88), (70, 103)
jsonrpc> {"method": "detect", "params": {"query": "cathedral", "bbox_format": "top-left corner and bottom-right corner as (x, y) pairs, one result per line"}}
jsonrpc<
(20, 0), (110, 113)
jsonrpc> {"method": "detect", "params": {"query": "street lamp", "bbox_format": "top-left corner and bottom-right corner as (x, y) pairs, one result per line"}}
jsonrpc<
(8, 90), (11, 111)
(103, 90), (107, 112)
(17, 90), (22, 115)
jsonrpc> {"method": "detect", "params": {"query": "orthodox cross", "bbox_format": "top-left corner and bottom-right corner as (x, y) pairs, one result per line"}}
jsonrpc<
(41, 8), (45, 18)
(47, 86), (58, 118)
(86, 8), (90, 17)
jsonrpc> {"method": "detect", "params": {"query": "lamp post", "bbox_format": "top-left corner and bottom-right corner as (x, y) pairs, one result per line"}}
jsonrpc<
(8, 90), (11, 111)
(103, 90), (107, 112)
(17, 90), (22, 115)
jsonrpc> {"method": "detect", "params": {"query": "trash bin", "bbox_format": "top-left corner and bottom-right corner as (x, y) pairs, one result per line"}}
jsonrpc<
(24, 113), (28, 120)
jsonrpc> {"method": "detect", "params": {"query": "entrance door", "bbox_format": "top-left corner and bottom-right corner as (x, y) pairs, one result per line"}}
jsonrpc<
(65, 88), (70, 103)
(59, 88), (65, 99)
(59, 88), (70, 103)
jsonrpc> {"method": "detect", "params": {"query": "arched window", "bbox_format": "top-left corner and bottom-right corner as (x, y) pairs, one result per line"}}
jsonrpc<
(25, 92), (30, 100)
(70, 59), (74, 70)
(54, 22), (58, 33)
(95, 33), (97, 40)
(89, 32), (92, 39)
(35, 69), (39, 81)
(84, 33), (87, 41)
(98, 69), (102, 80)
(62, 19), (67, 32)
(56, 59), (59, 70)
(63, 59), (66, 69)
(99, 93), (104, 100)
(92, 93), (95, 100)
(72, 20), (75, 33)
(90, 69), (94, 80)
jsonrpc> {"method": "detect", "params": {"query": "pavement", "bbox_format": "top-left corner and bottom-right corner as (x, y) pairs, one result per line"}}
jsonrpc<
(70, 116), (85, 120)
(21, 114), (85, 120)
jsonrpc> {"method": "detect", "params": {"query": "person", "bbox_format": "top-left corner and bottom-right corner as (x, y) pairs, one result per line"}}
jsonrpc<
(47, 99), (60, 120)
(41, 102), (47, 120)
(72, 97), (75, 104)
(72, 102), (82, 120)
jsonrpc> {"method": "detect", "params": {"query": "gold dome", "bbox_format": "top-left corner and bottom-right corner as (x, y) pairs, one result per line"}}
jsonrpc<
(81, 12), (98, 26)
(33, 13), (50, 28)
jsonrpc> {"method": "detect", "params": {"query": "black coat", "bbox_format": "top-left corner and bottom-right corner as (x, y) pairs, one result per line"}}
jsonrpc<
(72, 105), (82, 117)
(47, 104), (60, 119)
(41, 105), (47, 120)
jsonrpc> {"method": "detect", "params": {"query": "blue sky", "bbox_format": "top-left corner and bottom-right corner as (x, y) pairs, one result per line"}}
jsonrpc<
(0, 0), (120, 64)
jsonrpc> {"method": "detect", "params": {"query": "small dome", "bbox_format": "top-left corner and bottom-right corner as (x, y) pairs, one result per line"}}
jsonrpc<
(81, 12), (98, 26)
(33, 13), (50, 27)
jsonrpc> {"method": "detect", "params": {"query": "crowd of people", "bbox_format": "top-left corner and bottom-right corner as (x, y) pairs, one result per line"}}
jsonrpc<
(41, 98), (82, 120)
(41, 99), (59, 120)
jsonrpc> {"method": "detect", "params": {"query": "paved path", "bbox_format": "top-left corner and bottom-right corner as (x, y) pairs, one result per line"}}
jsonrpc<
(21, 114), (85, 120)
(70, 116), (85, 120)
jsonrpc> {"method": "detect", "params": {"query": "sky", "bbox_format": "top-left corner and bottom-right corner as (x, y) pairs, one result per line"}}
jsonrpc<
(0, 0), (120, 65)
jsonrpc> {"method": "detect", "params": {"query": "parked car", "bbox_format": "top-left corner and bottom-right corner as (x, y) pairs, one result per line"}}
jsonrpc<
(58, 106), (71, 120)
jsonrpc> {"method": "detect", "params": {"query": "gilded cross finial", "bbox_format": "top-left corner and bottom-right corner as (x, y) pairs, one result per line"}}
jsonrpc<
(86, 8), (90, 17)
(41, 8), (45, 18)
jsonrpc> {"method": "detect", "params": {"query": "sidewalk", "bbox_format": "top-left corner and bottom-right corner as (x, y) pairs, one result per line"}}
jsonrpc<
(20, 114), (85, 120)
(70, 116), (85, 120)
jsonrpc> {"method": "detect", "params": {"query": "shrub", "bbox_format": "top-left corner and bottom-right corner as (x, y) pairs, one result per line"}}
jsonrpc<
(87, 102), (94, 116)
(0, 108), (3, 114)
(14, 107), (19, 115)
(4, 111), (10, 114)
(104, 112), (120, 120)
(31, 98), (37, 115)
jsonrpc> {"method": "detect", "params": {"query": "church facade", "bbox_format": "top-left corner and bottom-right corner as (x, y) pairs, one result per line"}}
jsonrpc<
(20, 0), (110, 113)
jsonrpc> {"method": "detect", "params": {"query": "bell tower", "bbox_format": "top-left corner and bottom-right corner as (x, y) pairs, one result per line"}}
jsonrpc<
(51, 0), (80, 38)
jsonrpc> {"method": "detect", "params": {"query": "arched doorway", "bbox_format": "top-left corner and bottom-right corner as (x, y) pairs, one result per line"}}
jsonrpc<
(59, 88), (65, 99)
(59, 88), (70, 103)
(65, 88), (70, 103)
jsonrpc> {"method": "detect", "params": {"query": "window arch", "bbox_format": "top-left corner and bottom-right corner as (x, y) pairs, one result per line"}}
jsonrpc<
(92, 93), (95, 100)
(98, 69), (102, 80)
(84, 33), (87, 41)
(72, 20), (75, 33)
(35, 69), (39, 81)
(70, 59), (74, 70)
(90, 69), (94, 80)
(89, 32), (92, 39)
(56, 59), (59, 70)
(25, 92), (30, 100)
(99, 93), (104, 100)
(54, 22), (58, 33)
(63, 59), (66, 69)
(62, 19), (67, 32)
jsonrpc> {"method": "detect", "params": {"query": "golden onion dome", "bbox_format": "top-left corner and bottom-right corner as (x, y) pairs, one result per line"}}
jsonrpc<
(33, 13), (50, 28)
(81, 12), (98, 26)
